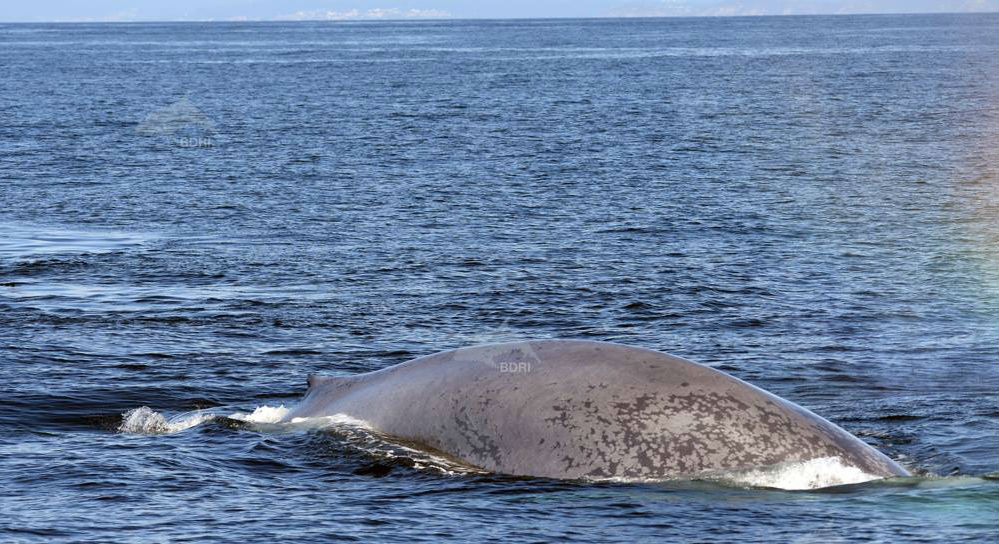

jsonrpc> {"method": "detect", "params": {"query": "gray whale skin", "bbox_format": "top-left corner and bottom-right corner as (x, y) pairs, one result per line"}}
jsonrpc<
(282, 339), (909, 481)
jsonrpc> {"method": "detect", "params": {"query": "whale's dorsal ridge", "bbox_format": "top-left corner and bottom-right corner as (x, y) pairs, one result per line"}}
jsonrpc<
(306, 373), (357, 392)
(307, 373), (330, 389)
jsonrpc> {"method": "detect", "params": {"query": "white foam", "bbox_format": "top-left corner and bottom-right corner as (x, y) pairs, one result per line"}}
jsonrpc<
(288, 413), (370, 427)
(118, 406), (216, 434)
(226, 406), (372, 428)
(119, 404), (371, 433)
(710, 456), (881, 490)
(228, 405), (290, 423)
(119, 404), (292, 434)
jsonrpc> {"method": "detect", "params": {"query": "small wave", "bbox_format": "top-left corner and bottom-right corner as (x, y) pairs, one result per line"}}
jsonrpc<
(118, 406), (216, 434)
(119, 405), (292, 433)
(116, 404), (478, 476)
(701, 456), (881, 490)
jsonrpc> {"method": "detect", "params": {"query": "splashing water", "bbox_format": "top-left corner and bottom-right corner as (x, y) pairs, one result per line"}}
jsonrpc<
(701, 456), (881, 490)
(229, 405), (291, 424)
(118, 405), (292, 433)
(118, 406), (216, 434)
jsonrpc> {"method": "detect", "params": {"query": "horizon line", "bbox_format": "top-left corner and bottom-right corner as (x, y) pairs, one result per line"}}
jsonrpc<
(1, 10), (997, 24)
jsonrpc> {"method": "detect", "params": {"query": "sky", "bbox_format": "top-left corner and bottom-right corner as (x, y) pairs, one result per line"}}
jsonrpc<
(0, 0), (995, 22)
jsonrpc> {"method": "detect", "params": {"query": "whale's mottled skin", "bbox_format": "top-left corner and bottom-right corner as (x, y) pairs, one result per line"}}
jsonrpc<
(282, 339), (909, 480)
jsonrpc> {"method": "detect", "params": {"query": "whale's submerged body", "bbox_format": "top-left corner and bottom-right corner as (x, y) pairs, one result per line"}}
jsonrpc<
(282, 339), (909, 481)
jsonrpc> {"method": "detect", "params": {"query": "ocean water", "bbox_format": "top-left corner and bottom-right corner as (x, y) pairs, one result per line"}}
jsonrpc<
(1, 13), (997, 542)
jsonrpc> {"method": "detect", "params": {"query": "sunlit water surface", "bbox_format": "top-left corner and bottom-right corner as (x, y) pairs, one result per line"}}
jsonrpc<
(1, 13), (997, 542)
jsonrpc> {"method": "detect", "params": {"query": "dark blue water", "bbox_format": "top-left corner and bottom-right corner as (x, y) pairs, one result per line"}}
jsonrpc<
(1, 13), (997, 542)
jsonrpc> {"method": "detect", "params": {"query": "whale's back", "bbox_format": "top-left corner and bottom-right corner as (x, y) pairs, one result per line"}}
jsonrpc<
(291, 339), (908, 480)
